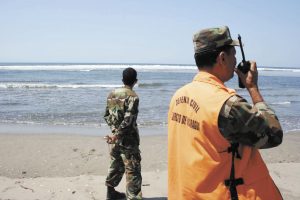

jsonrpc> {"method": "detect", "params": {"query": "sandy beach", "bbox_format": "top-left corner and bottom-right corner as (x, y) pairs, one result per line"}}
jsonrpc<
(0, 130), (299, 200)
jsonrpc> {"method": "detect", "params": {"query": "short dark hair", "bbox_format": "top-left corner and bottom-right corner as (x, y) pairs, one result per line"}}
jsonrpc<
(122, 67), (137, 86)
(194, 45), (233, 69)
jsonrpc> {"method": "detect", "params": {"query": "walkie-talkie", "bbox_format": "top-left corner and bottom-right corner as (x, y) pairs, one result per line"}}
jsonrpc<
(237, 35), (250, 88)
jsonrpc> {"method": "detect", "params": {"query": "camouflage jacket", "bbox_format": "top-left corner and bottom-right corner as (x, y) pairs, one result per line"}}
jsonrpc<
(104, 86), (140, 146)
(218, 95), (283, 149)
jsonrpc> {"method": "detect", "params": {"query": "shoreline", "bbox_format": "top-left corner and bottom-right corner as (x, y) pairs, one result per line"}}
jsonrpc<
(0, 123), (168, 136)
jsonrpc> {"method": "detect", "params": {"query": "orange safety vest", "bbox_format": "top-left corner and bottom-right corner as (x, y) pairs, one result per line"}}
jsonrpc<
(168, 72), (282, 200)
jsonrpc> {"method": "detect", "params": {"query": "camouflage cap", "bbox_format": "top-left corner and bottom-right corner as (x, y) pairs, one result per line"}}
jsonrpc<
(193, 26), (239, 54)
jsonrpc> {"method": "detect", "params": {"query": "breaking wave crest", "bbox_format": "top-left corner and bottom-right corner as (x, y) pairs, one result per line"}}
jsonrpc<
(0, 83), (123, 89)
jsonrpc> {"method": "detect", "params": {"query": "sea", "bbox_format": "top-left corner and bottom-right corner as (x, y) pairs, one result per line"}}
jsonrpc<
(0, 63), (300, 135)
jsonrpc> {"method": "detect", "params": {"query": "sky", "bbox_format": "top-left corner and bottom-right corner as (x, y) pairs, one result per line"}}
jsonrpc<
(0, 0), (299, 67)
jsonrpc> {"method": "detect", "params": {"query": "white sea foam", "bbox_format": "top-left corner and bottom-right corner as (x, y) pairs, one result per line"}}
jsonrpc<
(258, 67), (300, 72)
(0, 64), (197, 71)
(270, 101), (291, 105)
(0, 83), (122, 89)
(1, 64), (299, 73)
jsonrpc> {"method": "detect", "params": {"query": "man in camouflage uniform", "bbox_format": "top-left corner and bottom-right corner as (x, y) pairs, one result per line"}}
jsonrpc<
(168, 26), (283, 200)
(104, 67), (142, 200)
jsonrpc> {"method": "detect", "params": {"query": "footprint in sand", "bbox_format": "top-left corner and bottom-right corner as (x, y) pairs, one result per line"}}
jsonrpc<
(2, 186), (16, 193)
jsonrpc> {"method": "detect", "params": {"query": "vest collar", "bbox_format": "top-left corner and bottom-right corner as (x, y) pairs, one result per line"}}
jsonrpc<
(193, 71), (236, 94)
(193, 71), (226, 87)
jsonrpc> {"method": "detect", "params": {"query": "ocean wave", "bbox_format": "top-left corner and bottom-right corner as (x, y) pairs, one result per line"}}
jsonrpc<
(0, 83), (123, 89)
(0, 64), (197, 71)
(263, 94), (299, 97)
(137, 82), (165, 88)
(1, 64), (299, 72)
(0, 102), (24, 106)
(270, 101), (291, 105)
(259, 67), (300, 73)
(285, 128), (300, 133)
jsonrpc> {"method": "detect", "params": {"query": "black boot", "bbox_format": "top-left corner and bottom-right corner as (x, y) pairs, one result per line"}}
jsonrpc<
(106, 186), (126, 200)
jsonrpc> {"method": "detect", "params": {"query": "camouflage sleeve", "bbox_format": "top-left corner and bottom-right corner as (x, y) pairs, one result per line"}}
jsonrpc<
(103, 104), (117, 133)
(117, 96), (139, 136)
(103, 91), (119, 134)
(218, 95), (283, 149)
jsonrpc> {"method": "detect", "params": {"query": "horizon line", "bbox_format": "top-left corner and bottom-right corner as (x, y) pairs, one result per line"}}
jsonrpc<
(0, 62), (195, 66)
(0, 62), (299, 69)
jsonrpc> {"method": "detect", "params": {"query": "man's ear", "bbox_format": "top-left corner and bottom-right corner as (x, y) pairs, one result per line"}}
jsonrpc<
(218, 51), (226, 66)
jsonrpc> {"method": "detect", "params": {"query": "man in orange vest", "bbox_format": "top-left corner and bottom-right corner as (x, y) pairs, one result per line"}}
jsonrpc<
(168, 26), (283, 200)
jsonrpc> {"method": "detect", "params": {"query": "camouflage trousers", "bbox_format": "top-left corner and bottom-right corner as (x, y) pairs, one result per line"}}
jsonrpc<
(106, 144), (142, 200)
